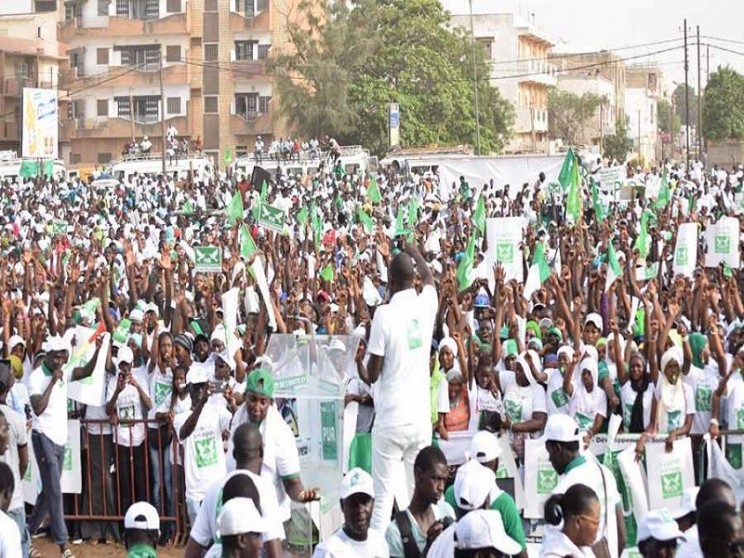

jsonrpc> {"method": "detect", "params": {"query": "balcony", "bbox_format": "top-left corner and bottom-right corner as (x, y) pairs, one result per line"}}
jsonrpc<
(515, 107), (549, 134)
(2, 77), (37, 97)
(517, 59), (558, 87)
(103, 63), (190, 88)
(229, 9), (271, 32)
(230, 57), (267, 79)
(61, 115), (189, 141)
(230, 111), (273, 137)
(59, 12), (189, 42)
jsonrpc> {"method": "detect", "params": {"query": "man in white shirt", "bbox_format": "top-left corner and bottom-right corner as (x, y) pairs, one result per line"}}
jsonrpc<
(364, 244), (438, 530)
(0, 364), (29, 558)
(0, 461), (21, 558)
(28, 335), (101, 556)
(175, 364), (232, 525)
(105, 345), (152, 518)
(313, 468), (389, 557)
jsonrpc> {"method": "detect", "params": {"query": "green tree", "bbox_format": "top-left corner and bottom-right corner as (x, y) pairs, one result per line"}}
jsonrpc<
(672, 83), (698, 127)
(657, 99), (680, 135)
(270, 0), (513, 156)
(703, 66), (744, 141)
(547, 88), (605, 146)
(603, 122), (633, 163)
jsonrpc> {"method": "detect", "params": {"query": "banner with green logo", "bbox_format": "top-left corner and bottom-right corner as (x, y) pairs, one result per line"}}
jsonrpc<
(194, 246), (222, 273)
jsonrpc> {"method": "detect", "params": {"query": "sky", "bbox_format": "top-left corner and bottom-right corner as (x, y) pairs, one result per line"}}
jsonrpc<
(470, 0), (744, 94)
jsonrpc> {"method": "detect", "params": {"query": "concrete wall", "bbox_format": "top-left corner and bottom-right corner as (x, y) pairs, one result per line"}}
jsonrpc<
(707, 141), (744, 169)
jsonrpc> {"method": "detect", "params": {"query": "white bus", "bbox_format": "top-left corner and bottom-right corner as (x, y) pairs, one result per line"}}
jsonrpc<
(0, 150), (67, 183)
(110, 153), (214, 182)
(232, 145), (377, 179)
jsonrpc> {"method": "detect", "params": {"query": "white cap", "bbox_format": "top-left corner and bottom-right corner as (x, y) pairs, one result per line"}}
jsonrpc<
(637, 509), (686, 544)
(116, 346), (134, 366)
(124, 501), (160, 532)
(186, 363), (209, 385)
(469, 431), (502, 464)
(584, 313), (603, 331)
(146, 302), (159, 317)
(339, 468), (375, 500)
(8, 335), (25, 350)
(129, 308), (144, 323)
(539, 317), (554, 329)
(671, 487), (699, 520)
(454, 510), (522, 555)
(45, 335), (68, 353)
(453, 460), (495, 511)
(540, 414), (582, 444)
(217, 497), (268, 537)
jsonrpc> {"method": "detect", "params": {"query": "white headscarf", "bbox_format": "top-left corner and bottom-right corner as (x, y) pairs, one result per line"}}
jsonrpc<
(656, 347), (685, 433)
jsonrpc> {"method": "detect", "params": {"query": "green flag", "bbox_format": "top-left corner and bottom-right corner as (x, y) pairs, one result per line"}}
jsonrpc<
(394, 205), (408, 237)
(226, 190), (244, 226)
(319, 264), (334, 283)
(182, 199), (195, 216)
(524, 242), (551, 300)
(311, 203), (322, 246)
(358, 207), (374, 232)
(589, 179), (604, 222)
(408, 196), (419, 228)
(456, 233), (476, 292)
(473, 195), (486, 235)
(367, 175), (382, 204)
(655, 169), (670, 211)
(565, 150), (582, 222)
(252, 181), (268, 220)
(558, 148), (577, 192)
(633, 211), (650, 259)
(297, 206), (308, 225)
(240, 225), (257, 260)
(605, 241), (622, 292)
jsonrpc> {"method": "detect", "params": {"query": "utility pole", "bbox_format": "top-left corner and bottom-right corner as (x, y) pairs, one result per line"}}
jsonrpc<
(638, 109), (642, 165)
(696, 25), (703, 164)
(159, 55), (166, 177)
(683, 19), (690, 175)
(468, 0), (481, 155)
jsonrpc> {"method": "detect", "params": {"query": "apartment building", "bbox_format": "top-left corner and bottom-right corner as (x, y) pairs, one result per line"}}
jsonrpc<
(59, 0), (300, 167)
(625, 64), (663, 164)
(441, 0), (556, 154)
(556, 74), (617, 149)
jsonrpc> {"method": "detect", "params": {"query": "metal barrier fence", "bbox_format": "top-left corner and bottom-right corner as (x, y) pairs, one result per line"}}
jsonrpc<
(62, 418), (186, 544)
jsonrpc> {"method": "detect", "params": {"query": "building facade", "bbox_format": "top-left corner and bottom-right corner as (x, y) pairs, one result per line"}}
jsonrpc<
(555, 75), (617, 149)
(625, 64), (663, 165)
(441, 0), (556, 154)
(58, 0), (300, 168)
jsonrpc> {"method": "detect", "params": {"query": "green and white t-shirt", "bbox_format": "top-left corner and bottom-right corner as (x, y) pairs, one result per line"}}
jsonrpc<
(546, 368), (571, 415)
(683, 363), (722, 435)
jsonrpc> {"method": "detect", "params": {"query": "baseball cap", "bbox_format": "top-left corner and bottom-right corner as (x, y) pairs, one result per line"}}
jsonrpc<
(246, 368), (275, 399)
(339, 468), (375, 500)
(124, 501), (160, 532)
(454, 510), (522, 555)
(540, 414), (581, 444)
(454, 460), (496, 511)
(469, 431), (502, 464)
(129, 308), (144, 323)
(671, 487), (699, 520)
(539, 317), (554, 330)
(116, 346), (134, 366)
(637, 509), (686, 543)
(584, 313), (603, 331)
(8, 335), (25, 351)
(217, 497), (268, 538)
(186, 363), (209, 385)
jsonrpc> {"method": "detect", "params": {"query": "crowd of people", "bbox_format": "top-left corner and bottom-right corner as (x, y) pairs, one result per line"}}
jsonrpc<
(0, 152), (743, 558)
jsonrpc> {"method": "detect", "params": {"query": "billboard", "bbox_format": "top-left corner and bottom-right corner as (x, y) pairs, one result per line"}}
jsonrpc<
(22, 87), (58, 159)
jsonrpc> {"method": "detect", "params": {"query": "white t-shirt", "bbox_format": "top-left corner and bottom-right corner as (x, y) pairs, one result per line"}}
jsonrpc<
(0, 509), (21, 558)
(28, 362), (70, 446)
(501, 371), (547, 436)
(723, 372), (744, 444)
(175, 403), (232, 501)
(367, 285), (438, 430)
(569, 387), (607, 434)
(545, 368), (571, 416)
(619, 381), (655, 432)
(148, 366), (173, 421)
(312, 527), (389, 558)
(190, 469), (285, 546)
(106, 368), (150, 447)
(0, 404), (27, 512)
(683, 363), (721, 435)
(653, 381), (695, 434)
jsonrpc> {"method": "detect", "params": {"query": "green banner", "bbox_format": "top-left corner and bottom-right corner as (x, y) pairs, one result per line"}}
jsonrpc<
(194, 246), (222, 273)
(320, 401), (338, 462)
(257, 203), (286, 233)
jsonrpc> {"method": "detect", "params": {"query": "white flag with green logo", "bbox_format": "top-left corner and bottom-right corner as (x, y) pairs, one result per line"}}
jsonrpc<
(605, 242), (623, 293)
(705, 216), (740, 270)
(673, 222), (698, 278)
(524, 438), (559, 518)
(646, 437), (694, 511)
(194, 246), (222, 273)
(486, 217), (524, 285)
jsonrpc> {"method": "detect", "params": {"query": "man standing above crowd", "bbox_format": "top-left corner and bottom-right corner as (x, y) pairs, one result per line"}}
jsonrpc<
(363, 243), (438, 531)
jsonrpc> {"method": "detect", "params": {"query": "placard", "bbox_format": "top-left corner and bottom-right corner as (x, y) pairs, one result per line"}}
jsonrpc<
(486, 217), (524, 284)
(673, 222), (698, 278)
(194, 246), (222, 273)
(705, 217), (740, 269)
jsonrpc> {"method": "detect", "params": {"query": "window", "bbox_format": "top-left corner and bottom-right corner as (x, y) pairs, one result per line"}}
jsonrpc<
(116, 0), (159, 21)
(204, 96), (218, 114)
(235, 41), (256, 61)
(166, 45), (181, 62)
(97, 48), (109, 65)
(257, 0), (268, 10)
(97, 99), (109, 117)
(235, 93), (258, 117)
(115, 95), (160, 123)
(116, 45), (161, 70)
(166, 0), (181, 12)
(258, 95), (271, 114)
(257, 44), (270, 60)
(235, 0), (254, 18)
(71, 153), (81, 165)
(35, 1), (57, 12)
(97, 0), (110, 16)
(477, 39), (493, 59)
(97, 153), (112, 164)
(205, 0), (218, 11)
(204, 43), (218, 61)
(167, 97), (181, 115)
